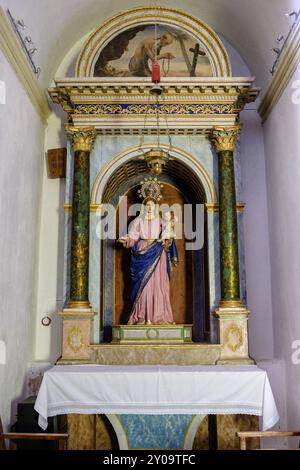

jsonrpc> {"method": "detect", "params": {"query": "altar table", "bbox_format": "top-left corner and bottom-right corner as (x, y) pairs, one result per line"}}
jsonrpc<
(34, 364), (279, 431)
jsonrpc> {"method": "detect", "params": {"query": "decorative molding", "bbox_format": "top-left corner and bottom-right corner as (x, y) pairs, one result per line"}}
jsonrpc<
(90, 203), (101, 212)
(112, 324), (193, 344)
(236, 202), (246, 213)
(0, 7), (50, 124)
(6, 9), (41, 76)
(223, 323), (244, 352)
(205, 202), (246, 213)
(50, 76), (258, 95)
(64, 203), (103, 213)
(49, 77), (259, 133)
(64, 203), (72, 213)
(205, 203), (219, 213)
(259, 19), (300, 122)
(183, 415), (206, 450)
(73, 103), (236, 116)
(105, 416), (129, 450)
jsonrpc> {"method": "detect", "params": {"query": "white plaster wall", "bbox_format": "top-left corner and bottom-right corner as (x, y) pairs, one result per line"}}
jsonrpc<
(34, 105), (67, 362)
(222, 36), (275, 361)
(0, 50), (44, 429)
(33, 32), (87, 361)
(263, 63), (300, 432)
(240, 108), (274, 360)
(216, 36), (275, 360)
(258, 359), (288, 446)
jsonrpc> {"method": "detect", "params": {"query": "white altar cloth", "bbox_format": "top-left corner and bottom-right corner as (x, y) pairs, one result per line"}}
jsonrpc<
(34, 364), (279, 431)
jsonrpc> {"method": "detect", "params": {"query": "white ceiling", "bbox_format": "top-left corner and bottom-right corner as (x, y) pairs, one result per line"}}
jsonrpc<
(1, 0), (298, 92)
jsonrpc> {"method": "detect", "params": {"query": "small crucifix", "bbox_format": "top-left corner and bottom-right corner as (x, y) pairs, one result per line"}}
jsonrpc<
(189, 43), (206, 77)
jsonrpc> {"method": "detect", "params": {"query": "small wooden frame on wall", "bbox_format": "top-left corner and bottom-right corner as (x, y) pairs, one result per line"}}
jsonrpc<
(47, 148), (67, 178)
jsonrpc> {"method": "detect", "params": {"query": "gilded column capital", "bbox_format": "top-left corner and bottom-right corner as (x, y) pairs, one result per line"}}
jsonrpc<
(67, 126), (97, 152)
(211, 125), (241, 153)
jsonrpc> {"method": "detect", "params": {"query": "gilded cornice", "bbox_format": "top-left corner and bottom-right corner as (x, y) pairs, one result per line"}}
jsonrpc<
(49, 78), (259, 134)
(49, 77), (259, 98)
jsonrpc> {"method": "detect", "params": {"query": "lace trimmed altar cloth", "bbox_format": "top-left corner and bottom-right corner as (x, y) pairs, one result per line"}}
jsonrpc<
(34, 364), (279, 431)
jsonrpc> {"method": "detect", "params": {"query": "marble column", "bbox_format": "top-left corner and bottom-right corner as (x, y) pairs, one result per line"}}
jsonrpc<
(212, 126), (242, 308)
(66, 126), (96, 309)
(58, 126), (96, 363)
(211, 126), (253, 364)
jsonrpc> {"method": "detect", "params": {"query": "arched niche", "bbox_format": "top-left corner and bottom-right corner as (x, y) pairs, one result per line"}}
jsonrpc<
(91, 144), (217, 205)
(76, 7), (231, 78)
(90, 144), (218, 343)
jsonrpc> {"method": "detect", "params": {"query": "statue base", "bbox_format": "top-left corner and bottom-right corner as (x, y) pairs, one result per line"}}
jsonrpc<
(112, 324), (193, 344)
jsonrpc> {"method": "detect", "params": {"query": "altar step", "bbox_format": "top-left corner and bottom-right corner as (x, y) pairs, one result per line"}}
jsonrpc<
(90, 343), (221, 365)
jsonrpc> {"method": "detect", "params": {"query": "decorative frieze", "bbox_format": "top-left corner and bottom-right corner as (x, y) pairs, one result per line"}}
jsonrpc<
(49, 79), (259, 134)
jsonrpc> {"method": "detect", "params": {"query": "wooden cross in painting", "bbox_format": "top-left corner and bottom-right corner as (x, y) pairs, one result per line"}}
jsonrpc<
(189, 43), (206, 77)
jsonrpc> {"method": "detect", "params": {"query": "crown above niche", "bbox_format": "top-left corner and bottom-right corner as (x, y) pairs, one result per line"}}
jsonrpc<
(138, 177), (164, 202)
(76, 7), (232, 79)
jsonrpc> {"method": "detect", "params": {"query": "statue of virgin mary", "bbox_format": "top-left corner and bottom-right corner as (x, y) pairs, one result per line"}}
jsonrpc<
(118, 178), (178, 325)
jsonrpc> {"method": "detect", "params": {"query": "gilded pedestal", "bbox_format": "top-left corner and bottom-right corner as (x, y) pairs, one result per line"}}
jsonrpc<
(58, 310), (95, 362)
(215, 307), (252, 364)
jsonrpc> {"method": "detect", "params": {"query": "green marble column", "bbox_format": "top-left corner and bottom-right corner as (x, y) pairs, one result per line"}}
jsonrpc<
(211, 126), (242, 309)
(66, 126), (96, 309)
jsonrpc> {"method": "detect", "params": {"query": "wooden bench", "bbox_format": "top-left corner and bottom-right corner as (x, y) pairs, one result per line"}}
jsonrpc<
(237, 431), (300, 450)
(0, 416), (68, 450)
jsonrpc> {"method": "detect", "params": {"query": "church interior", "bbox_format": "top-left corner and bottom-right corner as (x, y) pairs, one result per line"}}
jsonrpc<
(0, 0), (300, 453)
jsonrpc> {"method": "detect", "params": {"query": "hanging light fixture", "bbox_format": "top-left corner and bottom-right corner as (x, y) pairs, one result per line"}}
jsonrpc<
(138, 19), (173, 175)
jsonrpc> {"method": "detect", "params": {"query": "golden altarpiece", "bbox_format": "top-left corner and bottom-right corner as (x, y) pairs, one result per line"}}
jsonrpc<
(48, 7), (260, 370)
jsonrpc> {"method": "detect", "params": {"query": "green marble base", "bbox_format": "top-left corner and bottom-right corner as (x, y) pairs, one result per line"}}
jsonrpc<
(112, 324), (193, 343)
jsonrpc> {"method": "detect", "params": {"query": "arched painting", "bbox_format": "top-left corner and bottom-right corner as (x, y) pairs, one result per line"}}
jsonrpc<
(93, 24), (213, 78)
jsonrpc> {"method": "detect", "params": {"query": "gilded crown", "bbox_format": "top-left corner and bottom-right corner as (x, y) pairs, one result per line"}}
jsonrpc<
(138, 177), (163, 202)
